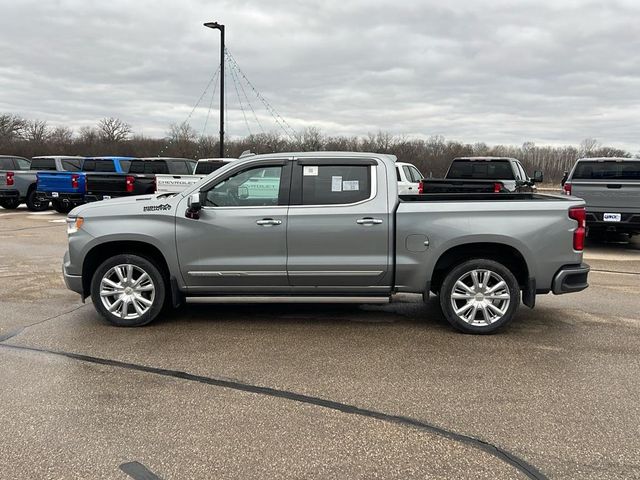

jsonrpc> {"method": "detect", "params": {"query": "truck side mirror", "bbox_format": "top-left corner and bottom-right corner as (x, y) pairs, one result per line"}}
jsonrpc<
(186, 192), (203, 219)
(532, 171), (544, 183)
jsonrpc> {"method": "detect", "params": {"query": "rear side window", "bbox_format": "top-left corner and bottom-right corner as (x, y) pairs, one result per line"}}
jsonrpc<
(409, 166), (423, 182)
(195, 162), (226, 175)
(572, 161), (640, 180)
(30, 158), (57, 171)
(83, 160), (116, 172)
(16, 158), (31, 170)
(447, 160), (515, 180)
(61, 159), (83, 171)
(301, 165), (371, 205)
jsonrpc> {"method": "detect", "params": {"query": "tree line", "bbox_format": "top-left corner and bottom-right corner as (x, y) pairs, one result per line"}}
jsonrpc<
(0, 114), (633, 182)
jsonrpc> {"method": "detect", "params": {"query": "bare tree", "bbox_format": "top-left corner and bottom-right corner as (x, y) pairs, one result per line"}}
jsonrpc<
(78, 126), (100, 144)
(579, 138), (600, 157)
(24, 120), (50, 143)
(0, 114), (26, 143)
(167, 122), (198, 143)
(49, 126), (74, 144)
(98, 117), (132, 143)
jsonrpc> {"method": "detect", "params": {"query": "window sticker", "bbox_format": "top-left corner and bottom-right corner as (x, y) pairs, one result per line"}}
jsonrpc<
(331, 176), (343, 192)
(303, 166), (318, 176)
(342, 180), (359, 191)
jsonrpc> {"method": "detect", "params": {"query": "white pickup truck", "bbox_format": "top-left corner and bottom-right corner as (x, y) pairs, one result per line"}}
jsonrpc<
(155, 158), (235, 194)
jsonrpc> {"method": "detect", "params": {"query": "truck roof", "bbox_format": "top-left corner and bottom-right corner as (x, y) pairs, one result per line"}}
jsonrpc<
(453, 157), (517, 161)
(32, 155), (85, 159)
(243, 151), (398, 162)
(140, 157), (194, 161)
(575, 157), (636, 162)
(85, 156), (137, 161)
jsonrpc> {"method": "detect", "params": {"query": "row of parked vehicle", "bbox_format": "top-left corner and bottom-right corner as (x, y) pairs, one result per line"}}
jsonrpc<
(0, 153), (542, 213)
(0, 155), (232, 213)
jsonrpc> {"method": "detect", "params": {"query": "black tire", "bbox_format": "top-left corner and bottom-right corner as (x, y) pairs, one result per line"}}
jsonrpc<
(52, 200), (74, 214)
(25, 188), (49, 212)
(0, 198), (20, 209)
(439, 259), (520, 334)
(90, 254), (166, 327)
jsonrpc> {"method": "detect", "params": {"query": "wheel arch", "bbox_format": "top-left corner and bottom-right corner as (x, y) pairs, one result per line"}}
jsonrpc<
(430, 242), (530, 294)
(82, 240), (171, 299)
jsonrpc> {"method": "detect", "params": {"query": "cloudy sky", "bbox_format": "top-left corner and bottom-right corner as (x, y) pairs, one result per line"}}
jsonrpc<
(1, 0), (639, 150)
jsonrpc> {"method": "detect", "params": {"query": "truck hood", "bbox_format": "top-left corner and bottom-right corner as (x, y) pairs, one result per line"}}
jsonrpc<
(70, 193), (181, 217)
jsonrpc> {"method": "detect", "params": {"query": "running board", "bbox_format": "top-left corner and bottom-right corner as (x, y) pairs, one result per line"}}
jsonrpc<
(186, 296), (391, 304)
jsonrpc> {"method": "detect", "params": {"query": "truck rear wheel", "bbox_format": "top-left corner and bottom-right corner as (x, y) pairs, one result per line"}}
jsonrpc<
(25, 188), (49, 211)
(439, 259), (519, 334)
(90, 254), (166, 327)
(0, 198), (20, 209)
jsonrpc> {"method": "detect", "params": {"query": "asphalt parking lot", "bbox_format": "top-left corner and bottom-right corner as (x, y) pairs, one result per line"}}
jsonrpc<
(0, 207), (639, 479)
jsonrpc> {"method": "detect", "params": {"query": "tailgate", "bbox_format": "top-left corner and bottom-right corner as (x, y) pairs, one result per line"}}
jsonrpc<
(36, 171), (83, 193)
(571, 181), (640, 211)
(155, 174), (204, 193)
(85, 173), (128, 195)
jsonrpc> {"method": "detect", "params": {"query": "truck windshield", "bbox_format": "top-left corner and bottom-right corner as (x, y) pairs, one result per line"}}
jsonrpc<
(447, 160), (515, 180)
(572, 161), (640, 180)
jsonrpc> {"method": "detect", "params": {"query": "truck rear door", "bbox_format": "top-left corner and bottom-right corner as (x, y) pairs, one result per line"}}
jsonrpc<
(286, 157), (391, 289)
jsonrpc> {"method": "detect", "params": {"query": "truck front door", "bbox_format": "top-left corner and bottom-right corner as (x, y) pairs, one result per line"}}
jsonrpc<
(176, 159), (291, 292)
(286, 158), (391, 291)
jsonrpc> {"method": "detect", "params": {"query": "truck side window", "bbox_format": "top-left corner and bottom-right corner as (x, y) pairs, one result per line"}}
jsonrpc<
(301, 165), (371, 205)
(61, 159), (82, 171)
(205, 165), (282, 207)
(396, 167), (401, 181)
(30, 158), (56, 171)
(16, 158), (31, 170)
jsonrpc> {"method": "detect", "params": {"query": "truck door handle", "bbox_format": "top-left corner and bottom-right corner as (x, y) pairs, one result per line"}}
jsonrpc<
(356, 217), (383, 225)
(256, 218), (282, 226)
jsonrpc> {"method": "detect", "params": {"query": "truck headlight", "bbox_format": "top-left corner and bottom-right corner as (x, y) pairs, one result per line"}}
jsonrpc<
(66, 216), (84, 235)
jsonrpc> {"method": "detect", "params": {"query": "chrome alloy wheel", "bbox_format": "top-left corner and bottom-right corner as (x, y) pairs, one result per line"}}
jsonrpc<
(450, 269), (511, 326)
(99, 264), (155, 320)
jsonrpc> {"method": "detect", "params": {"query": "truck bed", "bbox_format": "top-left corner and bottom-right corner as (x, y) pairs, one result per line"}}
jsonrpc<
(400, 192), (568, 202)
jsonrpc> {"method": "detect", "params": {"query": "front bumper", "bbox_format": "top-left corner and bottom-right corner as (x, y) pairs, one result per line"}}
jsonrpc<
(37, 191), (84, 205)
(0, 189), (20, 199)
(62, 252), (83, 295)
(552, 263), (590, 294)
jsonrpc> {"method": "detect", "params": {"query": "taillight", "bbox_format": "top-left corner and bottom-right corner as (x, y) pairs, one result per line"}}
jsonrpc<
(493, 182), (502, 193)
(71, 174), (79, 189)
(569, 206), (586, 251)
(563, 183), (572, 195)
(418, 180), (424, 194)
(6, 171), (14, 186)
(126, 175), (135, 193)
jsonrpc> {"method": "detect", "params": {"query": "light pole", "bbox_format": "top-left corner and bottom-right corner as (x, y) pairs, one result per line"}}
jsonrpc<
(204, 21), (225, 158)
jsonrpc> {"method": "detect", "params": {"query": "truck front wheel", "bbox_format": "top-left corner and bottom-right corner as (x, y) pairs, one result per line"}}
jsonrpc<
(90, 254), (166, 327)
(439, 259), (520, 334)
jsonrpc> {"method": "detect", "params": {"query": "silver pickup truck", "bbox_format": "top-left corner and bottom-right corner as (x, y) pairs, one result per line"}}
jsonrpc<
(62, 152), (589, 334)
(564, 157), (640, 236)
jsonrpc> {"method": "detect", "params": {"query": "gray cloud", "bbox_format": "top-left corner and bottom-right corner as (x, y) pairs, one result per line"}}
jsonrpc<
(0, 0), (639, 150)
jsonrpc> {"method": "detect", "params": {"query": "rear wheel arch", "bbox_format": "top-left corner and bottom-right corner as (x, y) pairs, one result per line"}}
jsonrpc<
(430, 242), (529, 293)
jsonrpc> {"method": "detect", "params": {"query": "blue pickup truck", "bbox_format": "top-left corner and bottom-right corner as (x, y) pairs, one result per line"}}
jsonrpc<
(36, 157), (134, 213)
